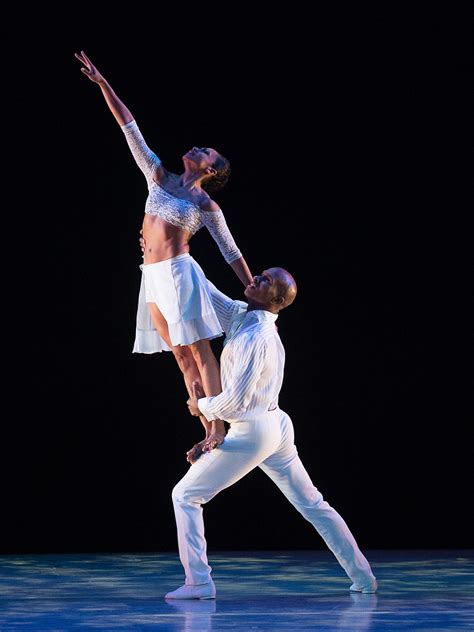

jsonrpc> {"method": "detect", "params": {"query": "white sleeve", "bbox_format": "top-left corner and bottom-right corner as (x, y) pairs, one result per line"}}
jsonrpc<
(121, 120), (161, 183)
(198, 334), (267, 421)
(206, 280), (246, 335)
(200, 210), (242, 264)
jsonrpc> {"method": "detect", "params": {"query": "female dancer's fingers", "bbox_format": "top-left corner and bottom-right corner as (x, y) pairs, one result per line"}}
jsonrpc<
(74, 52), (88, 67)
(81, 51), (93, 67)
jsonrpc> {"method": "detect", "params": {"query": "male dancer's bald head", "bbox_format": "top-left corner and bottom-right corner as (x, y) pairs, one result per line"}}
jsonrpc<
(244, 267), (297, 313)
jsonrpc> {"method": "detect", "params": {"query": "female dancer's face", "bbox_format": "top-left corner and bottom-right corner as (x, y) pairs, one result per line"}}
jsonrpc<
(183, 146), (220, 171)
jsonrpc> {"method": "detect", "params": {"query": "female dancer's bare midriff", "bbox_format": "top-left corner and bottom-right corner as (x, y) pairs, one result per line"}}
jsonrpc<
(142, 213), (192, 264)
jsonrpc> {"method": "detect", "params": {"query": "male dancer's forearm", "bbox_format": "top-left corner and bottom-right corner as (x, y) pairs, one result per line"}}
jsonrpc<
(97, 79), (134, 126)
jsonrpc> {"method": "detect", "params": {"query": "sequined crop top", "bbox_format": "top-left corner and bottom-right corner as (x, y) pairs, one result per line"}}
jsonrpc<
(121, 120), (242, 264)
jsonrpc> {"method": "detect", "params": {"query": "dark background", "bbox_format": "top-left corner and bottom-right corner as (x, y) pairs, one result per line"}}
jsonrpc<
(4, 6), (471, 554)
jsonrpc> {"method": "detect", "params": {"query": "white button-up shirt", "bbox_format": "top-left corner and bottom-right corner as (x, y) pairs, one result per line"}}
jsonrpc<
(198, 282), (286, 423)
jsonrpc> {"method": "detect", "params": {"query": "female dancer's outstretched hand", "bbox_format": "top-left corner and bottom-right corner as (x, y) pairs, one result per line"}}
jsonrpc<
(75, 50), (105, 84)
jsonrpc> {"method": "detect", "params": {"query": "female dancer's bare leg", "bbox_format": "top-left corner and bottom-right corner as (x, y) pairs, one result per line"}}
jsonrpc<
(146, 303), (226, 458)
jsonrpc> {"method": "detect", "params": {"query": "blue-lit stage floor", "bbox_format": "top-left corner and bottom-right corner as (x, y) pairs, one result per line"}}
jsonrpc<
(0, 550), (472, 630)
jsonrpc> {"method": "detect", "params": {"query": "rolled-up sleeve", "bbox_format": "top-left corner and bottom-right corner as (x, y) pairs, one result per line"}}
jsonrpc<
(198, 334), (267, 421)
(206, 280), (246, 335)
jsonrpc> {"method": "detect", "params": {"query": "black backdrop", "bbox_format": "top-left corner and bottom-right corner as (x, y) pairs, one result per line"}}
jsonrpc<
(4, 6), (471, 554)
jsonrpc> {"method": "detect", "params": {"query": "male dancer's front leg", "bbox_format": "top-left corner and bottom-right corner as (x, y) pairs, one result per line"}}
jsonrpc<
(166, 416), (282, 599)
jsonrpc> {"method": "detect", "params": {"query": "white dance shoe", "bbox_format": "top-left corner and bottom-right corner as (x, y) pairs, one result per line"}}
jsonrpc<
(165, 579), (216, 600)
(349, 578), (378, 594)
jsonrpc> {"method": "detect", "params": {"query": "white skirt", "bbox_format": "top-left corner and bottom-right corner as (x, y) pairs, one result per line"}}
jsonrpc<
(133, 253), (224, 353)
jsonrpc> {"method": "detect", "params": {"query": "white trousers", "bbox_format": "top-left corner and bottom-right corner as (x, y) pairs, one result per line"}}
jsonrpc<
(172, 408), (376, 587)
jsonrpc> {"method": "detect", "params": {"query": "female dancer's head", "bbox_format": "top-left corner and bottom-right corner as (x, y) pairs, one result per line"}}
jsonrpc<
(183, 147), (231, 193)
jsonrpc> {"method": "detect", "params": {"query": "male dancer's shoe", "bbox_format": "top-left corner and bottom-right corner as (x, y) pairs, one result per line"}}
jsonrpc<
(165, 579), (216, 600)
(349, 578), (378, 594)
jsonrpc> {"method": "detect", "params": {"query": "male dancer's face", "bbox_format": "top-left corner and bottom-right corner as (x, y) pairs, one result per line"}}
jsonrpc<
(244, 268), (295, 311)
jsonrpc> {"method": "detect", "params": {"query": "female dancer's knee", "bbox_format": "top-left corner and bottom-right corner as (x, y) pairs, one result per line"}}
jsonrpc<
(186, 342), (221, 399)
(172, 346), (195, 374)
(188, 340), (218, 373)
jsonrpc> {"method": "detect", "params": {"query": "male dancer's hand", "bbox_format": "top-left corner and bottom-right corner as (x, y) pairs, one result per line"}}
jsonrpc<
(186, 382), (207, 464)
(186, 382), (202, 417)
(139, 229), (145, 257)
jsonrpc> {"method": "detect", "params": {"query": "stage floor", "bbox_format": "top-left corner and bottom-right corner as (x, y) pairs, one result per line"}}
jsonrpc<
(0, 549), (472, 630)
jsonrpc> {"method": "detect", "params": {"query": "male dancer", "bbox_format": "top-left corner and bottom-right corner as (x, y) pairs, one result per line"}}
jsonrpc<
(166, 268), (377, 599)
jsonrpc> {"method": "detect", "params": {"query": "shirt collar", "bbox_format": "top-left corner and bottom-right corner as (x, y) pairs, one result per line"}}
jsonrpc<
(245, 309), (278, 324)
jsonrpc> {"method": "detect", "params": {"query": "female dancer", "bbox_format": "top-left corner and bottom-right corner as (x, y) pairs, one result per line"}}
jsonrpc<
(75, 51), (253, 452)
